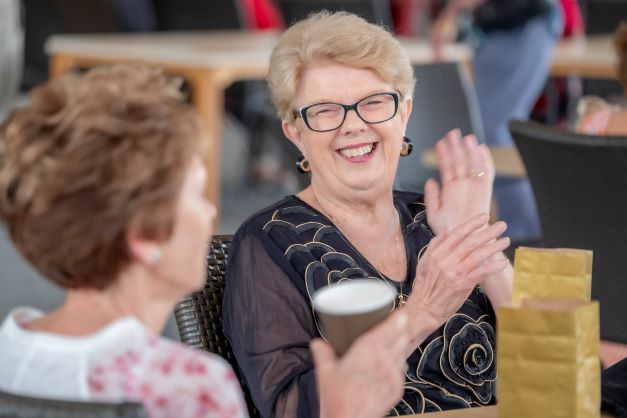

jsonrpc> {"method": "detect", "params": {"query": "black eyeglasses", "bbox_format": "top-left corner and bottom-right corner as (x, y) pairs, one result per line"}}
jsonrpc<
(294, 92), (400, 132)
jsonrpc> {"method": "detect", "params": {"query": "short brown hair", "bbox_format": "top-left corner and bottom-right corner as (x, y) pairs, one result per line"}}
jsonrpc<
(267, 11), (415, 122)
(616, 22), (627, 92)
(0, 65), (202, 289)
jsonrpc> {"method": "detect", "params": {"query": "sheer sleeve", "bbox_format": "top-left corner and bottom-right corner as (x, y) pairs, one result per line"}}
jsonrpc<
(223, 233), (320, 418)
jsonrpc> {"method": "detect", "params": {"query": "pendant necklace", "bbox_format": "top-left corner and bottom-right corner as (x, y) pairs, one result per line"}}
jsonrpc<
(312, 193), (407, 308)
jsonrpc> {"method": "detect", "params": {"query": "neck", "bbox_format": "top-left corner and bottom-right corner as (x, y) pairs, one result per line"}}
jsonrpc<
(27, 265), (179, 336)
(304, 182), (396, 225)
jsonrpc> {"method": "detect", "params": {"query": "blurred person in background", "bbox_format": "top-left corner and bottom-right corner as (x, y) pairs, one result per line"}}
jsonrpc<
(0, 64), (411, 418)
(576, 22), (627, 136)
(0, 0), (23, 120)
(432, 0), (563, 244)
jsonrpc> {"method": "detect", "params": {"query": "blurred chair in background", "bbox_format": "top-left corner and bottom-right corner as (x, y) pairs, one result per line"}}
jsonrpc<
(278, 0), (393, 29)
(510, 120), (627, 365)
(174, 235), (260, 418)
(580, 0), (626, 107)
(152, 0), (244, 30)
(0, 0), (23, 119)
(584, 0), (627, 35)
(394, 62), (485, 193)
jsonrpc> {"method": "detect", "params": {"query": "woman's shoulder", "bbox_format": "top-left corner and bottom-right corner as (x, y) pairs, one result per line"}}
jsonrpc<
(90, 334), (247, 417)
(233, 194), (328, 242)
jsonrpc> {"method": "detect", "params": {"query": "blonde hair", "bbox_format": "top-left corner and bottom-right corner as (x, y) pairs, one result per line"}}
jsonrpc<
(0, 64), (202, 289)
(267, 11), (415, 121)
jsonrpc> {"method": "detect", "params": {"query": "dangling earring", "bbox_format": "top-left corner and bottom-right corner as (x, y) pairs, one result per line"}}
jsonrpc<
(400, 136), (413, 157)
(296, 155), (311, 174)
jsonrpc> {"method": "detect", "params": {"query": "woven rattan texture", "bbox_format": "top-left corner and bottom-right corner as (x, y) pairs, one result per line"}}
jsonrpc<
(0, 389), (147, 418)
(174, 235), (259, 417)
(511, 120), (627, 344)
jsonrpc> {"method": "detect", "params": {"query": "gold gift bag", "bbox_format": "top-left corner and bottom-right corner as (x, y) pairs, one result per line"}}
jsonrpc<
(513, 247), (593, 303)
(498, 298), (600, 418)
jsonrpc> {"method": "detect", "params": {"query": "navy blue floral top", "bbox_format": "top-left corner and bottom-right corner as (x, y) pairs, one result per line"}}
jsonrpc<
(223, 191), (496, 418)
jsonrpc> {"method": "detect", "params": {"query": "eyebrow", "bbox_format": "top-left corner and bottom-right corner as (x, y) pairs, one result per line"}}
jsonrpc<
(297, 90), (393, 107)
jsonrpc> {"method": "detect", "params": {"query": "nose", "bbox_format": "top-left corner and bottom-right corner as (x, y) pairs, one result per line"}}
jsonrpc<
(340, 107), (368, 135)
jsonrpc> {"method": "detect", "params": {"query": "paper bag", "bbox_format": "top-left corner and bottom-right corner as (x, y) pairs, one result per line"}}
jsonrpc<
(498, 298), (600, 418)
(513, 247), (593, 303)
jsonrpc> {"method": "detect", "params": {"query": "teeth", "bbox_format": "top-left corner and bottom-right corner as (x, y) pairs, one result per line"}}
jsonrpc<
(340, 144), (374, 158)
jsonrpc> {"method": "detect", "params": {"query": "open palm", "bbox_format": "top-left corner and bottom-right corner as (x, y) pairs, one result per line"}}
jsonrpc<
(425, 129), (495, 235)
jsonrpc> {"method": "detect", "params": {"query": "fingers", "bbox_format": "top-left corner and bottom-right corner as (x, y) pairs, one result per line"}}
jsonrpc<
(311, 339), (336, 377)
(435, 138), (453, 184)
(478, 143), (495, 179)
(464, 134), (483, 176)
(446, 221), (507, 262)
(424, 178), (440, 217)
(447, 129), (467, 179)
(456, 237), (510, 281)
(466, 257), (511, 283)
(437, 130), (491, 183)
(428, 213), (490, 258)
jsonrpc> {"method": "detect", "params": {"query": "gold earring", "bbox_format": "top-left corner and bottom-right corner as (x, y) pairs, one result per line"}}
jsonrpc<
(400, 136), (413, 157)
(296, 155), (311, 174)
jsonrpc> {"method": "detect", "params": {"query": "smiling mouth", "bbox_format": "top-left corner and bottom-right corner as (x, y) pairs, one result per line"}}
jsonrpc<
(337, 142), (377, 158)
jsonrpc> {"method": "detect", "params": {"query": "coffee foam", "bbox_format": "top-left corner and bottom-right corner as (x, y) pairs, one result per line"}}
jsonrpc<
(313, 280), (396, 315)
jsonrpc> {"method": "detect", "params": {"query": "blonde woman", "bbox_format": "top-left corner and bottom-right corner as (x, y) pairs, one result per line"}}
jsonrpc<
(224, 11), (513, 417)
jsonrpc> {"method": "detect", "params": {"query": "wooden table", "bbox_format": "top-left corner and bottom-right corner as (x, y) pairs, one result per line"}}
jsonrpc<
(405, 405), (613, 417)
(422, 147), (526, 178)
(46, 31), (470, 221)
(550, 35), (617, 79)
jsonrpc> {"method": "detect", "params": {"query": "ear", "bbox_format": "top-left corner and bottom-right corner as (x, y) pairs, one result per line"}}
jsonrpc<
(282, 119), (306, 155)
(126, 226), (161, 266)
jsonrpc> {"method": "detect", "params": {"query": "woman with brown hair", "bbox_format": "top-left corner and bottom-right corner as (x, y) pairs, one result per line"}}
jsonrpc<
(0, 64), (410, 418)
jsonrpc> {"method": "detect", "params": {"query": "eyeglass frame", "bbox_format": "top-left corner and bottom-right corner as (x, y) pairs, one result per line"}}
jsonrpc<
(293, 91), (401, 133)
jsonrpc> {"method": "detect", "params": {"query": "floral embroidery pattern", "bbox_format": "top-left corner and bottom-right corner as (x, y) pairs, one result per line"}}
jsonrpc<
(263, 201), (497, 413)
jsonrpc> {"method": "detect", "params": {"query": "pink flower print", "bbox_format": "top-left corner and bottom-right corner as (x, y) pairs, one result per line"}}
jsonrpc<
(125, 350), (141, 365)
(197, 389), (221, 412)
(140, 383), (153, 398)
(93, 366), (105, 376)
(223, 368), (236, 382)
(147, 335), (159, 347)
(159, 358), (175, 376)
(114, 355), (129, 372)
(154, 396), (169, 409)
(87, 376), (106, 393)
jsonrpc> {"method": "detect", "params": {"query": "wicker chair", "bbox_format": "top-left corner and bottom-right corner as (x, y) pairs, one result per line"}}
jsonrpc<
(174, 235), (260, 418)
(0, 389), (147, 418)
(510, 120), (627, 345)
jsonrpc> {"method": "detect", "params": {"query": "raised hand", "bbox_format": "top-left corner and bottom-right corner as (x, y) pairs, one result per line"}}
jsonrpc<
(406, 214), (509, 332)
(312, 312), (410, 418)
(425, 129), (495, 236)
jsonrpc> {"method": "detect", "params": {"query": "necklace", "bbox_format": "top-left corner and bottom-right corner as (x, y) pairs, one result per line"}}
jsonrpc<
(310, 192), (408, 308)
